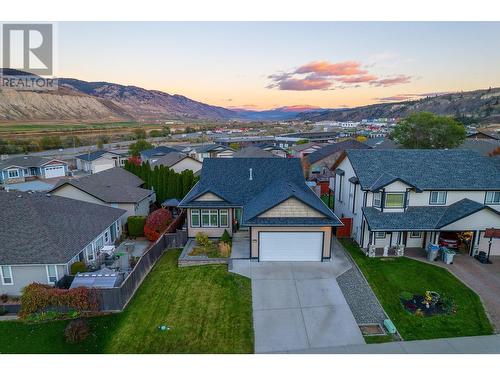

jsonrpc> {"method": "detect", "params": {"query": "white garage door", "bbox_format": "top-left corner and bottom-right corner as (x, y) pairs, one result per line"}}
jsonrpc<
(259, 232), (323, 261)
(93, 163), (115, 173)
(44, 166), (65, 178)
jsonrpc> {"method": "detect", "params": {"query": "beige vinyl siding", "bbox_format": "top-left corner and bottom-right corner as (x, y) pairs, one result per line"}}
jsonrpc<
(170, 158), (202, 174)
(195, 192), (223, 201)
(259, 197), (325, 218)
(51, 184), (104, 205)
(0, 264), (67, 296)
(251, 226), (332, 259)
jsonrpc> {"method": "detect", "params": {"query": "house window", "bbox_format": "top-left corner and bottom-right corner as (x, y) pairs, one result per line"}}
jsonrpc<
(429, 191), (447, 205)
(190, 209), (200, 227)
(0, 266), (13, 285)
(104, 230), (110, 243)
(7, 169), (19, 178)
(485, 191), (500, 205)
(375, 232), (386, 239)
(46, 265), (58, 284)
(410, 231), (421, 238)
(85, 244), (94, 261)
(95, 236), (104, 251)
(219, 209), (229, 227)
(373, 192), (382, 207)
(338, 175), (344, 202)
(385, 193), (405, 208)
(201, 209), (218, 227)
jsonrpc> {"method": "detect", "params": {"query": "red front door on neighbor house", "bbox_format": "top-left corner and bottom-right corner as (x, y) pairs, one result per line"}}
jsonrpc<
(337, 218), (352, 238)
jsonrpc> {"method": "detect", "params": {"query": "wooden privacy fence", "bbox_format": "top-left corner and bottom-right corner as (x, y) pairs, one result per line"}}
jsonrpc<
(97, 229), (187, 311)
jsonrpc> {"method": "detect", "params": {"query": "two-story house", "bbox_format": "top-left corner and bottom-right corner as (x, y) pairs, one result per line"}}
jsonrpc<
(333, 149), (500, 256)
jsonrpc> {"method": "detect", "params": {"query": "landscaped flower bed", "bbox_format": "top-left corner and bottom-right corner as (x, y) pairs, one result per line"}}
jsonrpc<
(400, 290), (455, 317)
(189, 232), (231, 258)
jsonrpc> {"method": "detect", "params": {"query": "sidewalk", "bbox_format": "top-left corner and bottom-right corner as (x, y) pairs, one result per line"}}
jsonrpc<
(288, 334), (500, 354)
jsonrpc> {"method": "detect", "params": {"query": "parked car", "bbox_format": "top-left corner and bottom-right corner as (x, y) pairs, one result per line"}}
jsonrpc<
(438, 232), (459, 249)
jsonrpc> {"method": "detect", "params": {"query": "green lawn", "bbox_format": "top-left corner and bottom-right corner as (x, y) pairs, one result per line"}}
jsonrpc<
(0, 250), (253, 354)
(341, 239), (493, 341)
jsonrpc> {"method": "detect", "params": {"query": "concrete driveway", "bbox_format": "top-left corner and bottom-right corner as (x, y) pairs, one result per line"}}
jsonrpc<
(231, 259), (364, 353)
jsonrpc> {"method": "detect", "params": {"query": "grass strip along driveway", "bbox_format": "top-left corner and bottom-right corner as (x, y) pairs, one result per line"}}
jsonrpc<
(341, 240), (493, 341)
(0, 250), (253, 354)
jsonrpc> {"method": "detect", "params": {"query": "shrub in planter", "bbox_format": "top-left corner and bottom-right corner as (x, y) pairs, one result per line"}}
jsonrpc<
(0, 306), (7, 316)
(71, 261), (86, 275)
(0, 293), (8, 303)
(195, 232), (211, 248)
(221, 229), (232, 246)
(64, 318), (90, 343)
(128, 215), (146, 238)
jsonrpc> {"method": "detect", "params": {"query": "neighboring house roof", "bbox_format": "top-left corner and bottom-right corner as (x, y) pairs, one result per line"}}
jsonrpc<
(289, 142), (322, 152)
(194, 143), (234, 153)
(51, 167), (152, 203)
(140, 146), (179, 160)
(257, 143), (286, 152)
(179, 158), (341, 226)
(233, 146), (277, 158)
(162, 198), (180, 207)
(362, 199), (499, 231)
(75, 150), (122, 162)
(347, 149), (500, 191)
(468, 129), (500, 141)
(364, 137), (399, 149)
(150, 152), (200, 168)
(0, 191), (125, 265)
(459, 139), (500, 156)
(307, 140), (371, 164)
(0, 156), (67, 170)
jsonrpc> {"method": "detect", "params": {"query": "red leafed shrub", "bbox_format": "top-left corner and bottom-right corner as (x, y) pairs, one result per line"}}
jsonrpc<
(144, 208), (173, 241)
(20, 283), (99, 318)
(128, 155), (142, 166)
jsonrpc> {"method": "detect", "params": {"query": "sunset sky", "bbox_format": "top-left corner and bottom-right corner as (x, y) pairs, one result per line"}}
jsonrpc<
(58, 22), (500, 110)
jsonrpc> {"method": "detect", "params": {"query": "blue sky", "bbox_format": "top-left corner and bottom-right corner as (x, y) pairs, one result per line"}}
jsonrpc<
(57, 22), (500, 109)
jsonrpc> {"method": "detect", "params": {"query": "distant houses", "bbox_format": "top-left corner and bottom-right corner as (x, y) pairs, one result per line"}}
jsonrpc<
(0, 156), (68, 184)
(75, 150), (127, 174)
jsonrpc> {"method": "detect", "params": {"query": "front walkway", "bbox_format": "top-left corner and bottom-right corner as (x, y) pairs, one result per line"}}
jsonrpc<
(230, 231), (250, 259)
(405, 248), (500, 332)
(231, 257), (365, 353)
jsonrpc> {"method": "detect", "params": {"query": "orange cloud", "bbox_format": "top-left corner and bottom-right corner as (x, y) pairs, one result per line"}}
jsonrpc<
(370, 75), (412, 87)
(268, 75), (332, 91)
(295, 60), (366, 76)
(336, 74), (378, 84)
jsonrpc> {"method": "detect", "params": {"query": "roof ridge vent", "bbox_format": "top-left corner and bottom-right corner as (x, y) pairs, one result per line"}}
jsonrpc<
(249, 168), (253, 181)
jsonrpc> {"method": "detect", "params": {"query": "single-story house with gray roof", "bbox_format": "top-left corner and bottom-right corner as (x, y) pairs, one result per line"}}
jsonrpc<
(75, 150), (127, 174)
(179, 158), (342, 261)
(150, 151), (202, 174)
(49, 167), (155, 223)
(333, 149), (500, 256)
(0, 155), (68, 184)
(0, 191), (126, 295)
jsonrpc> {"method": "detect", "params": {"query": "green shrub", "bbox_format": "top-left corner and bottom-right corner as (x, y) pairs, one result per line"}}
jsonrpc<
(220, 229), (232, 245)
(399, 291), (413, 301)
(128, 216), (146, 238)
(195, 232), (211, 248)
(0, 306), (7, 316)
(71, 262), (86, 275)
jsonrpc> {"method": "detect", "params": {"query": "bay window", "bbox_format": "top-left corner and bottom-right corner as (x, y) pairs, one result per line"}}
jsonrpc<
(201, 209), (218, 227)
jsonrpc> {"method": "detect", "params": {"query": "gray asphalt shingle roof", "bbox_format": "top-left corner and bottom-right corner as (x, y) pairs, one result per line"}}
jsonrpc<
(362, 198), (499, 231)
(347, 149), (500, 191)
(150, 152), (190, 168)
(194, 143), (233, 153)
(140, 146), (179, 159)
(0, 156), (66, 170)
(0, 191), (125, 265)
(179, 158), (341, 226)
(307, 140), (371, 164)
(75, 150), (121, 162)
(233, 146), (277, 158)
(51, 167), (152, 203)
